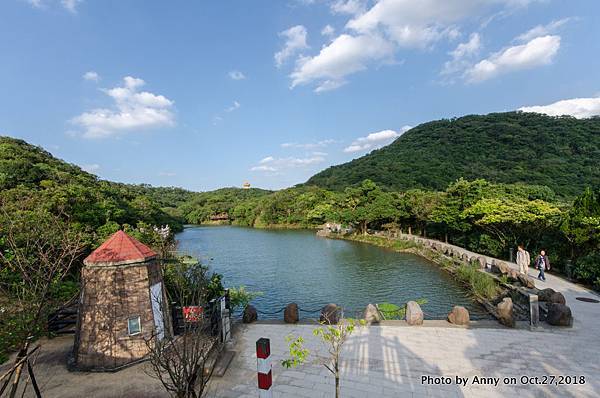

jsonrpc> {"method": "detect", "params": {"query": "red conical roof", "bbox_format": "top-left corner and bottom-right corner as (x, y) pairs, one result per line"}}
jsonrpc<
(84, 230), (157, 266)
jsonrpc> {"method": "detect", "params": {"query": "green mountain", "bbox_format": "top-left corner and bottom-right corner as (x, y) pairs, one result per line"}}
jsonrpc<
(306, 112), (600, 197)
(0, 136), (185, 232)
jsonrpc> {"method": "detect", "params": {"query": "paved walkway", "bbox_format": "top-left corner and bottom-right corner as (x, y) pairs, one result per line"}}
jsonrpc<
(209, 267), (600, 398)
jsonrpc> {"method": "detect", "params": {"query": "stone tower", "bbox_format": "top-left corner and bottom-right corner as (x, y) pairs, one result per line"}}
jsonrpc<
(73, 230), (171, 370)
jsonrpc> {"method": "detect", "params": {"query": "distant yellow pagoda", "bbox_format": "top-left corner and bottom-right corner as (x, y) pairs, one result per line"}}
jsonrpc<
(242, 181), (251, 189)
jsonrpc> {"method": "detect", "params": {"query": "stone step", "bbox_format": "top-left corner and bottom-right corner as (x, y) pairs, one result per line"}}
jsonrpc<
(213, 350), (236, 377)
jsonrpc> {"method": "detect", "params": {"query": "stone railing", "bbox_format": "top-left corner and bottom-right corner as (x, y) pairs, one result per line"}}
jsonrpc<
(392, 232), (497, 269)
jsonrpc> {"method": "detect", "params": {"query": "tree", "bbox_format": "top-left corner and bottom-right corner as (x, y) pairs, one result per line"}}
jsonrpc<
(463, 197), (561, 249)
(282, 315), (365, 398)
(340, 180), (396, 234)
(144, 259), (222, 398)
(403, 189), (441, 237)
(0, 204), (85, 396)
(560, 187), (600, 257)
(430, 179), (487, 242)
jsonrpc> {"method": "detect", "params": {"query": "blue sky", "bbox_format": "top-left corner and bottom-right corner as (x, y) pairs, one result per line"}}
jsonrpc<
(1, 0), (599, 191)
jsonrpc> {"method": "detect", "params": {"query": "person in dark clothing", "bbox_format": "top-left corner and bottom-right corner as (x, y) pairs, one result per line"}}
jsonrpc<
(535, 250), (550, 281)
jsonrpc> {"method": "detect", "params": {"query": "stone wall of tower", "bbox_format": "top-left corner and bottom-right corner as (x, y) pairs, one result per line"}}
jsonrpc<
(75, 260), (161, 370)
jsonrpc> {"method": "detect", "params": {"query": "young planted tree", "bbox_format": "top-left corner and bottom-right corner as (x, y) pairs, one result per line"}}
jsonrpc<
(282, 314), (365, 398)
(144, 259), (222, 398)
(0, 204), (85, 396)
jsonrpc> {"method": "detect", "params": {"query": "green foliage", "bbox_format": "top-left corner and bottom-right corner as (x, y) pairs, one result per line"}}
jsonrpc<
(206, 273), (225, 302)
(163, 257), (213, 305)
(179, 187), (272, 225)
(228, 285), (263, 313)
(573, 253), (600, 289)
(561, 187), (600, 250)
(377, 299), (428, 320)
(281, 335), (310, 369)
(0, 136), (185, 249)
(455, 264), (501, 299)
(339, 179), (398, 234)
(306, 112), (600, 198)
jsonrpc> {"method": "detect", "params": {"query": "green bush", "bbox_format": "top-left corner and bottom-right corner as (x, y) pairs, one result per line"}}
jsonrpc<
(377, 299), (428, 320)
(455, 264), (500, 300)
(573, 252), (600, 289)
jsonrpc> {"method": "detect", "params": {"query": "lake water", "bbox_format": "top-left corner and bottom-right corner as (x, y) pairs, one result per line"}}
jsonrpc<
(177, 226), (487, 319)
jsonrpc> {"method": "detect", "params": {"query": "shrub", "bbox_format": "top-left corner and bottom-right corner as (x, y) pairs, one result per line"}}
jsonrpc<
(456, 264), (500, 299)
(573, 252), (600, 290)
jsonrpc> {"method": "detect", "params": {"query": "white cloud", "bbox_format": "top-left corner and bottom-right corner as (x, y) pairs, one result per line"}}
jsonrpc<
(321, 24), (335, 37)
(83, 71), (100, 82)
(343, 127), (411, 153)
(280, 139), (335, 149)
(465, 35), (560, 83)
(212, 115), (223, 125)
(250, 165), (277, 172)
(61, 0), (82, 13)
(516, 18), (572, 42)
(81, 163), (100, 173)
(275, 25), (309, 68)
(346, 0), (492, 48)
(441, 32), (482, 77)
(226, 101), (241, 112)
(282, 0), (543, 92)
(290, 33), (394, 92)
(27, 0), (43, 8)
(259, 156), (275, 164)
(158, 171), (176, 177)
(228, 70), (246, 80)
(251, 155), (326, 172)
(330, 0), (368, 16)
(519, 96), (600, 119)
(71, 76), (175, 139)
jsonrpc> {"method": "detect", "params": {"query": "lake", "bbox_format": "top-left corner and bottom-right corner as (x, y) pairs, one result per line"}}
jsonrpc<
(176, 226), (487, 319)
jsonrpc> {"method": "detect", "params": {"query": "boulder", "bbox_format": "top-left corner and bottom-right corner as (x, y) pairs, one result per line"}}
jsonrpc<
(497, 297), (514, 327)
(498, 262), (511, 275)
(363, 304), (381, 325)
(517, 274), (535, 289)
(447, 306), (470, 326)
(284, 303), (299, 323)
(546, 303), (573, 326)
(508, 269), (520, 281)
(320, 303), (341, 324)
(538, 288), (557, 302)
(549, 292), (566, 305)
(477, 256), (487, 269)
(405, 301), (424, 326)
(242, 305), (257, 323)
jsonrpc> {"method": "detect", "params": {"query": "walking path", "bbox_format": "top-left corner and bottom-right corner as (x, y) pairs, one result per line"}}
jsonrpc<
(209, 265), (600, 398)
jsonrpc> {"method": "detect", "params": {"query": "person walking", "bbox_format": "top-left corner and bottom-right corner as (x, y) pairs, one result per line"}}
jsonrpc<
(535, 250), (550, 281)
(516, 245), (531, 275)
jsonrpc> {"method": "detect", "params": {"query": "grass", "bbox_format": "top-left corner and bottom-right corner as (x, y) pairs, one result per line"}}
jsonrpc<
(455, 264), (501, 300)
(377, 299), (428, 320)
(342, 234), (420, 252)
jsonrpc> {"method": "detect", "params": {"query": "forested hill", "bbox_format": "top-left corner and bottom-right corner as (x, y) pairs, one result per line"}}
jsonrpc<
(306, 112), (600, 197)
(0, 136), (186, 234)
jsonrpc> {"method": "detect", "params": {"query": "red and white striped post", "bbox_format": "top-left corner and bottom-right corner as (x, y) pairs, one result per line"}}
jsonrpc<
(256, 338), (272, 398)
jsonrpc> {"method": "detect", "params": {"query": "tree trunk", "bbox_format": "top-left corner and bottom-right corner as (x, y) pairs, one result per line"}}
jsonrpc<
(408, 225), (412, 235)
(445, 231), (448, 243)
(335, 375), (340, 398)
(9, 339), (31, 398)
